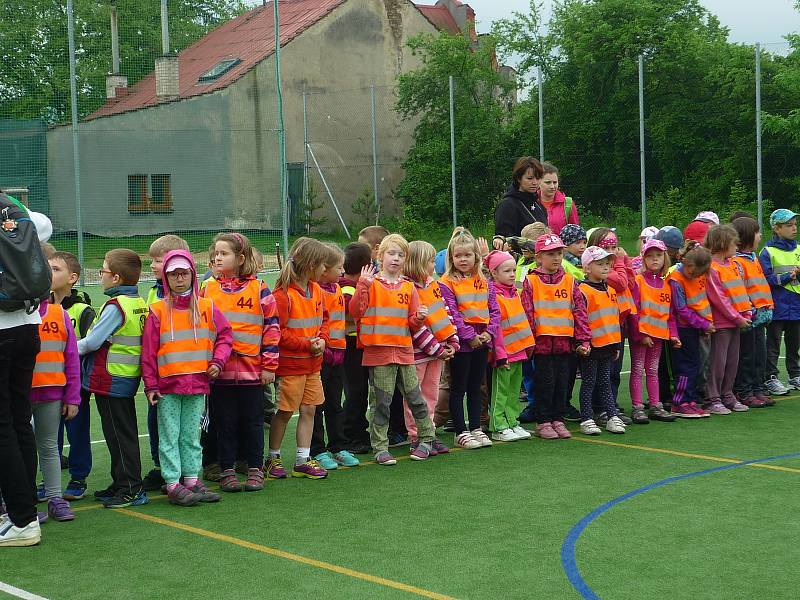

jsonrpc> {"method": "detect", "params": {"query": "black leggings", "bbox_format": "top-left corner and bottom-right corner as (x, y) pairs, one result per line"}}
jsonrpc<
(533, 353), (571, 423)
(579, 355), (618, 421)
(449, 348), (489, 433)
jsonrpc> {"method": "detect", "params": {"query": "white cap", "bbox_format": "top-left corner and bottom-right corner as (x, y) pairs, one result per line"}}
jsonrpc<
(639, 226), (659, 240)
(29, 211), (52, 243)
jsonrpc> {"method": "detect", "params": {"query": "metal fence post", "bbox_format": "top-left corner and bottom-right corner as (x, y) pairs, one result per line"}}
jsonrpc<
(67, 0), (84, 284)
(449, 75), (457, 229)
(537, 66), (544, 162)
(755, 42), (764, 226)
(302, 90), (309, 235)
(371, 85), (380, 223)
(638, 54), (647, 229)
(274, 0), (289, 255)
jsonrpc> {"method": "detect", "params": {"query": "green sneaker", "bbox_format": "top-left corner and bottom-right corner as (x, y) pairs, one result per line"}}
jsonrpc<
(333, 450), (360, 467)
(314, 452), (338, 470)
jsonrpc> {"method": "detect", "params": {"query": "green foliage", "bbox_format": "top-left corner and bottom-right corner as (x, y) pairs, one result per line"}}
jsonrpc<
(350, 186), (377, 233)
(301, 178), (326, 234)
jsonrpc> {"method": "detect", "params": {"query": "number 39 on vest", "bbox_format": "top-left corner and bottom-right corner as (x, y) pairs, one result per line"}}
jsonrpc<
(204, 278), (263, 356)
(439, 273), (489, 325)
(150, 297), (217, 378)
(528, 271), (575, 337)
(32, 303), (69, 388)
(360, 280), (414, 347)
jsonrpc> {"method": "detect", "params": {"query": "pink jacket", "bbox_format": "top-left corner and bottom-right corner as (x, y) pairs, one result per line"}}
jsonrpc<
(29, 301), (81, 406)
(542, 190), (579, 235)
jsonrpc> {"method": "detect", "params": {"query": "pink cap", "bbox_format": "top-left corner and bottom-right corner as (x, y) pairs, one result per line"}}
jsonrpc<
(165, 256), (194, 273)
(581, 246), (612, 269)
(641, 239), (667, 255)
(695, 211), (720, 225)
(535, 234), (566, 253)
(484, 250), (515, 273)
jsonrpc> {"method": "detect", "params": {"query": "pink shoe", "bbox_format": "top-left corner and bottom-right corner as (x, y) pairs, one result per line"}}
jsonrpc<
(551, 421), (572, 439)
(534, 422), (559, 440)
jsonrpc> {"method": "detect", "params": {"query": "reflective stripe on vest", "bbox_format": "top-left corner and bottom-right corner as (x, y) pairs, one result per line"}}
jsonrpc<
(283, 283), (324, 359)
(617, 287), (637, 316)
(416, 281), (456, 342)
(439, 274), (489, 325)
(732, 255), (774, 309)
(636, 274), (670, 339)
(100, 295), (147, 377)
(359, 280), (413, 347)
(65, 302), (91, 340)
(203, 278), (263, 356)
(580, 283), (621, 348)
(710, 261), (751, 313)
(32, 303), (68, 388)
(496, 293), (535, 355)
(341, 285), (357, 337)
(528, 272), (575, 337)
(323, 284), (346, 350)
(766, 246), (800, 294)
(515, 258), (534, 290)
(667, 270), (712, 322)
(151, 297), (216, 378)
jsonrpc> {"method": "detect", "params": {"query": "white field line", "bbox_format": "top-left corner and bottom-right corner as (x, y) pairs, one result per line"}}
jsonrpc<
(0, 581), (50, 600)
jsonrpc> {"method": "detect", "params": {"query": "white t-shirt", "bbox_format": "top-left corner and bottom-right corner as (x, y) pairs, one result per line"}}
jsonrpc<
(0, 308), (42, 330)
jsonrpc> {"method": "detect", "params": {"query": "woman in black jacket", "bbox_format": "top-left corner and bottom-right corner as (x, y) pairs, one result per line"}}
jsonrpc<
(494, 157), (547, 246)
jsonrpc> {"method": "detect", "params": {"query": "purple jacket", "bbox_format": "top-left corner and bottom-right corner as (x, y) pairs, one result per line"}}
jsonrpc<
(30, 301), (81, 406)
(438, 273), (501, 353)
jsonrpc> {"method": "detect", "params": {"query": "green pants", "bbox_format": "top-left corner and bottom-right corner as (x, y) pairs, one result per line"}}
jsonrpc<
(157, 393), (205, 484)
(368, 364), (434, 454)
(490, 361), (523, 432)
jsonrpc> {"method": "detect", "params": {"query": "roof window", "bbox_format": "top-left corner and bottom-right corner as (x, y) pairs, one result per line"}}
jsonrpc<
(198, 58), (241, 83)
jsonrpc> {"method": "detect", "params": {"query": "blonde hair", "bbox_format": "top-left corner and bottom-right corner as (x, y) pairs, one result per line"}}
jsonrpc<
(445, 227), (484, 279)
(212, 232), (258, 278)
(275, 237), (329, 291)
(377, 234), (409, 259)
(521, 222), (550, 239)
(40, 242), (56, 259)
(322, 242), (345, 268)
(639, 246), (671, 278)
(149, 234), (189, 258)
(405, 240), (436, 283)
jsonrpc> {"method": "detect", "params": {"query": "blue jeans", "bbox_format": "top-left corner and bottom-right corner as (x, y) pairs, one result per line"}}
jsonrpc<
(58, 388), (92, 481)
(522, 356), (535, 410)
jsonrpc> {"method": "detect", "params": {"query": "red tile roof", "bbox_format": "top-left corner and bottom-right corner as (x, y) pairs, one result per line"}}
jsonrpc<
(415, 4), (461, 35)
(85, 0), (345, 121)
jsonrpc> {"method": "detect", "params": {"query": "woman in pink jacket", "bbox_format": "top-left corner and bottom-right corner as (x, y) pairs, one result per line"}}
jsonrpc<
(539, 162), (580, 235)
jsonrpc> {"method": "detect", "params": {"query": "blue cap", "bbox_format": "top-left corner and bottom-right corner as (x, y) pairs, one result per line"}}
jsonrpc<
(655, 225), (683, 250)
(770, 208), (799, 228)
(435, 249), (447, 276)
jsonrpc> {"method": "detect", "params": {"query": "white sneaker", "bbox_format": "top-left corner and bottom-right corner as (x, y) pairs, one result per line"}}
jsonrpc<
(491, 428), (518, 442)
(580, 419), (602, 436)
(512, 425), (532, 439)
(0, 518), (41, 547)
(764, 376), (790, 396)
(471, 429), (493, 447)
(788, 376), (800, 390)
(605, 415), (627, 434)
(455, 431), (482, 449)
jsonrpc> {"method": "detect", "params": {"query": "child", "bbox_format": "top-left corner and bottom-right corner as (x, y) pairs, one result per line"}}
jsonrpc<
(30, 294), (81, 521)
(142, 251), (233, 505)
(521, 234), (591, 439)
(559, 224), (587, 280)
(732, 217), (774, 408)
(78, 249), (148, 508)
(358, 225), (390, 265)
(311, 243), (360, 470)
(142, 234), (190, 493)
(760, 209), (800, 395)
(268, 238), (330, 479)
(632, 226), (659, 271)
(484, 250), (535, 441)
(404, 241), (458, 451)
(628, 239), (680, 424)
(705, 224), (753, 414)
(350, 234), (438, 463)
(202, 233), (279, 491)
(48, 251), (95, 501)
(438, 228), (499, 449)
(667, 241), (714, 417)
(576, 246), (627, 434)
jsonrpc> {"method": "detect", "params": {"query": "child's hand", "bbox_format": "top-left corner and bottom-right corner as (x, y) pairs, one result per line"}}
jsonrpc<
(441, 346), (455, 360)
(739, 318), (752, 329)
(614, 247), (628, 258)
(416, 305), (429, 320)
(641, 336), (654, 348)
(468, 337), (483, 349)
(207, 364), (221, 379)
(476, 237), (490, 258)
(359, 264), (377, 284)
(477, 332), (491, 345)
(670, 336), (682, 349)
(261, 370), (276, 385)
(706, 324), (716, 335)
(492, 237), (505, 251)
(62, 403), (78, 420)
(576, 344), (590, 357)
(310, 337), (326, 355)
(146, 391), (161, 406)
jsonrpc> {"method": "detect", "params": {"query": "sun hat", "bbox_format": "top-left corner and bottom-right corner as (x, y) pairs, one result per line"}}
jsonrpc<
(581, 246), (612, 269)
(534, 234), (566, 253)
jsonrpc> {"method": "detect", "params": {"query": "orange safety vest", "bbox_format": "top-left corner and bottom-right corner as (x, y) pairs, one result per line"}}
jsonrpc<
(636, 274), (671, 339)
(322, 284), (346, 350)
(528, 272), (575, 337)
(710, 260), (751, 313)
(32, 303), (68, 388)
(667, 270), (712, 322)
(439, 273), (489, 325)
(496, 292), (535, 355)
(150, 297), (216, 378)
(341, 285), (357, 337)
(617, 287), (637, 316)
(360, 280), (413, 347)
(283, 283), (324, 359)
(203, 278), (263, 356)
(416, 281), (457, 342)
(580, 283), (621, 348)
(732, 255), (774, 310)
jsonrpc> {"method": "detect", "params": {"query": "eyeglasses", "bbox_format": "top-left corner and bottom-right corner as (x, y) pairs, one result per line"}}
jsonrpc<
(99, 269), (113, 275)
(166, 271), (192, 279)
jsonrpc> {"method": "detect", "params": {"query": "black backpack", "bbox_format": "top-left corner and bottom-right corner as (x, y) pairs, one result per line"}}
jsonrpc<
(0, 193), (52, 313)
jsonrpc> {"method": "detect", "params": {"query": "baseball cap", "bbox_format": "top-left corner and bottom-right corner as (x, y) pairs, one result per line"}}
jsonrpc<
(434, 249), (447, 275)
(639, 226), (659, 240)
(683, 220), (710, 243)
(642, 239), (667, 255)
(695, 211), (720, 225)
(165, 256), (193, 273)
(770, 209), (799, 228)
(535, 234), (566, 253)
(29, 211), (53, 243)
(581, 246), (612, 269)
(655, 226), (683, 250)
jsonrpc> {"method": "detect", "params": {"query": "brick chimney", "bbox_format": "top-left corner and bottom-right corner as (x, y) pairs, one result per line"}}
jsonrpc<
(105, 5), (128, 101)
(106, 75), (128, 101)
(155, 0), (179, 102)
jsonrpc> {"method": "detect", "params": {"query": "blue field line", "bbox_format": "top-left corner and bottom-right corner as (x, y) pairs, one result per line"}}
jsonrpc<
(561, 451), (800, 599)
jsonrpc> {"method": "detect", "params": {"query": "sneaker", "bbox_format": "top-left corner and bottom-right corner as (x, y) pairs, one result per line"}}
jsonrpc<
(37, 511), (48, 524)
(218, 469), (242, 493)
(244, 468), (265, 491)
(430, 438), (450, 454)
(47, 497), (75, 522)
(60, 454), (69, 470)
(64, 479), (87, 501)
(764, 376), (790, 396)
(333, 450), (360, 467)
(202, 463), (222, 482)
(234, 461), (249, 475)
(349, 442), (372, 455)
(511, 425), (532, 440)
(314, 452), (339, 471)
(409, 442), (431, 461)
(36, 483), (46, 502)
(167, 484), (202, 507)
(533, 422), (559, 440)
(631, 405), (650, 424)
(455, 431), (482, 449)
(442, 419), (456, 432)
(564, 404), (582, 422)
(618, 413), (633, 425)
(265, 457), (288, 479)
(491, 428), (518, 442)
(649, 403), (677, 422)
(103, 490), (148, 509)
(606, 415), (627, 434)
(141, 468), (165, 492)
(518, 407), (537, 423)
(0, 518), (41, 547)
(388, 432), (409, 447)
(551, 421), (572, 439)
(740, 394), (767, 408)
(189, 482), (221, 503)
(471, 429), (493, 447)
(705, 401), (732, 415)
(670, 403), (702, 418)
(374, 451), (397, 465)
(788, 376), (800, 390)
(93, 485), (116, 502)
(595, 412), (609, 427)
(690, 402), (711, 417)
(755, 392), (775, 407)
(722, 394), (749, 412)
(292, 460), (328, 479)
(580, 419), (602, 435)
